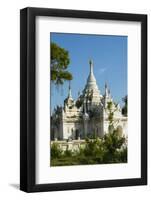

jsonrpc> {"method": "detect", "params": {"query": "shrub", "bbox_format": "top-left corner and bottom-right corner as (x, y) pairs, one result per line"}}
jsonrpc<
(51, 131), (127, 166)
(51, 142), (62, 159)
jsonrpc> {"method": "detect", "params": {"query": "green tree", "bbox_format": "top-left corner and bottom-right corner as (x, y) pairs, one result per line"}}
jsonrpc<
(103, 100), (127, 163)
(51, 142), (62, 159)
(51, 42), (73, 85)
(103, 130), (126, 163)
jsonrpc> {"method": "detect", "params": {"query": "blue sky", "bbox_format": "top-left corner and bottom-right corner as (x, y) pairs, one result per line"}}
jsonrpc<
(50, 33), (127, 110)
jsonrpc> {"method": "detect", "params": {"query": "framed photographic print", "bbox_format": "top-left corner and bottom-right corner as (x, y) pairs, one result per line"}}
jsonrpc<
(20, 7), (147, 192)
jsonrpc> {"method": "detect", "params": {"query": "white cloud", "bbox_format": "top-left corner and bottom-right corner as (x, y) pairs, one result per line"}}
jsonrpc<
(98, 67), (107, 74)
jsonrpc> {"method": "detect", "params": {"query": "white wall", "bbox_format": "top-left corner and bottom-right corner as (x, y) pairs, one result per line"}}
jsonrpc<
(0, 0), (150, 199)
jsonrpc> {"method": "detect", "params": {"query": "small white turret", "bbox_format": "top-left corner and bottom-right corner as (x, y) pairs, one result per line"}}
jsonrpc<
(64, 81), (74, 108)
(68, 81), (73, 99)
(104, 83), (112, 108)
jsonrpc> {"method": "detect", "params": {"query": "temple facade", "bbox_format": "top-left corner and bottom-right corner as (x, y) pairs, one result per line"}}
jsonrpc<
(51, 60), (127, 140)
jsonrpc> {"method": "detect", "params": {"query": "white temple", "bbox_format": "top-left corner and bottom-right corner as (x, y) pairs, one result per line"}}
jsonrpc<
(51, 60), (127, 140)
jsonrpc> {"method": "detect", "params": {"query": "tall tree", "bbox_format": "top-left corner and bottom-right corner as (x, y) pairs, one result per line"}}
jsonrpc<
(51, 42), (73, 85)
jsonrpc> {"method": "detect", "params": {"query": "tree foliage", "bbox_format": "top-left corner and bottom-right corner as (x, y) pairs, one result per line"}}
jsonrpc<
(51, 42), (73, 85)
(51, 143), (63, 160)
(50, 131), (127, 166)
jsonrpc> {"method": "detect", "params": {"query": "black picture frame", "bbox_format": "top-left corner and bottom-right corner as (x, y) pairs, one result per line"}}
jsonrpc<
(20, 7), (147, 192)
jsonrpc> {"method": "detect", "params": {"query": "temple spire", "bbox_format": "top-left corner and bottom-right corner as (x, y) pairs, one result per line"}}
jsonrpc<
(105, 82), (108, 96)
(104, 82), (112, 100)
(84, 59), (100, 95)
(68, 81), (72, 99)
(89, 59), (94, 74)
(105, 82), (107, 89)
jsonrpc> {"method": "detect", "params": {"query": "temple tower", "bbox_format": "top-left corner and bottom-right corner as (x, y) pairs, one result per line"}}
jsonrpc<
(83, 60), (101, 106)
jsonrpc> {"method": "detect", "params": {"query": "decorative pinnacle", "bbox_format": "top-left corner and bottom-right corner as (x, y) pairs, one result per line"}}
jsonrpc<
(105, 82), (107, 89)
(105, 82), (108, 97)
(89, 59), (93, 65)
(89, 59), (94, 74)
(68, 81), (72, 98)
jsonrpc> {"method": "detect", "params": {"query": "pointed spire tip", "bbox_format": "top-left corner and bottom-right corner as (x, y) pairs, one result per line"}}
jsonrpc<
(105, 82), (107, 88)
(89, 59), (93, 66)
(68, 81), (72, 98)
(89, 59), (94, 74)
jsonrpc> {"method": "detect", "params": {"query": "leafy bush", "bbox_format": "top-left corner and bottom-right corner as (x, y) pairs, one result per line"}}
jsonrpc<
(50, 130), (127, 166)
(51, 143), (62, 159)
